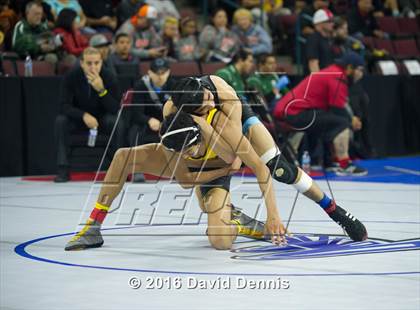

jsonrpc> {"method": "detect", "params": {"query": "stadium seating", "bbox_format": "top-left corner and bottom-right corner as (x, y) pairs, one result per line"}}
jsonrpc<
(393, 39), (420, 58)
(2, 59), (16, 76)
(201, 62), (225, 75)
(16, 60), (55, 76)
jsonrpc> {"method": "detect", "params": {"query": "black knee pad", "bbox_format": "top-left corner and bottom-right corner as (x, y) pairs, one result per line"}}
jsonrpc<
(266, 154), (298, 184)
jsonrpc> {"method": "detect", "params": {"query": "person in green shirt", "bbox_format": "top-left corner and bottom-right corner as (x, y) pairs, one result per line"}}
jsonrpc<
(247, 53), (290, 111)
(214, 49), (254, 98)
(12, 1), (58, 63)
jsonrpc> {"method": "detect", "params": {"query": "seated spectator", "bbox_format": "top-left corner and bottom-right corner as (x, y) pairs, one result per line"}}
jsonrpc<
(372, 0), (400, 17)
(240, 0), (270, 31)
(332, 17), (365, 58)
(0, 0), (18, 50)
(109, 32), (140, 65)
(175, 16), (201, 61)
(54, 47), (125, 182)
(231, 8), (273, 56)
(116, 0), (144, 27)
(45, 0), (87, 28)
(347, 0), (388, 39)
(53, 8), (88, 65)
(273, 52), (368, 176)
(14, 0), (55, 28)
(247, 53), (290, 110)
(89, 33), (116, 76)
(79, 0), (117, 33)
(160, 16), (178, 60)
(117, 4), (165, 59)
(146, 0), (180, 31)
(130, 57), (174, 146)
(215, 49), (254, 97)
(12, 1), (58, 63)
(332, 18), (374, 158)
(299, 0), (329, 36)
(305, 8), (335, 73)
(199, 8), (240, 63)
(399, 0), (419, 17)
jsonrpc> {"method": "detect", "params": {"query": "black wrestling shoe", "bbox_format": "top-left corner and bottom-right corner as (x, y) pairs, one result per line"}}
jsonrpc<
(231, 205), (265, 239)
(326, 202), (368, 241)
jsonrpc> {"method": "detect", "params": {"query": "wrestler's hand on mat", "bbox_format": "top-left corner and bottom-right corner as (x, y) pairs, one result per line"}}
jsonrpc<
(265, 214), (287, 245)
(83, 112), (99, 129)
(227, 156), (242, 175)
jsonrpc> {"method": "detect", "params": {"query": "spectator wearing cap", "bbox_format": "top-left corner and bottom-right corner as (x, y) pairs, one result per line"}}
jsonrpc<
(299, 0), (330, 36)
(117, 4), (165, 60)
(347, 0), (388, 39)
(130, 58), (174, 146)
(53, 8), (88, 65)
(332, 17), (374, 158)
(54, 47), (125, 182)
(79, 0), (117, 33)
(199, 8), (240, 63)
(305, 8), (335, 73)
(12, 1), (58, 63)
(45, 0), (87, 28)
(89, 33), (116, 76)
(231, 8), (273, 56)
(175, 16), (201, 61)
(160, 16), (178, 60)
(273, 51), (368, 176)
(109, 32), (140, 66)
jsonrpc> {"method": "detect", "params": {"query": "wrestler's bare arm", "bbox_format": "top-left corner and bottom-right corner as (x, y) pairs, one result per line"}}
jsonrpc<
(162, 147), (236, 189)
(209, 75), (242, 126)
(163, 99), (176, 119)
(195, 115), (286, 244)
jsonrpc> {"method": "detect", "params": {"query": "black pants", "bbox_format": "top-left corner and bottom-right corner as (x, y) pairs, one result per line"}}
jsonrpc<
(285, 109), (350, 165)
(349, 81), (374, 158)
(55, 114), (126, 168)
(285, 109), (349, 144)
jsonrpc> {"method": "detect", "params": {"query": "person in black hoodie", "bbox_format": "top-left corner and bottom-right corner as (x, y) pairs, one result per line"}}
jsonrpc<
(129, 57), (174, 146)
(54, 47), (125, 182)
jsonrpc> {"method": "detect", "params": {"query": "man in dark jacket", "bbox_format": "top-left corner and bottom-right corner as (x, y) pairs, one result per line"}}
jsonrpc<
(54, 47), (125, 182)
(130, 57), (173, 146)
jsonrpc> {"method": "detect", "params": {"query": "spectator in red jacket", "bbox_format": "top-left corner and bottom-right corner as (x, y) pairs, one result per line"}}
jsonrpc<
(53, 8), (88, 64)
(273, 51), (368, 176)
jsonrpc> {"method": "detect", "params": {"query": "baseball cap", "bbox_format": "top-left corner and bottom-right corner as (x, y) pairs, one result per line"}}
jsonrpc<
(335, 51), (365, 67)
(137, 4), (158, 19)
(313, 9), (334, 24)
(89, 34), (111, 48)
(150, 58), (170, 73)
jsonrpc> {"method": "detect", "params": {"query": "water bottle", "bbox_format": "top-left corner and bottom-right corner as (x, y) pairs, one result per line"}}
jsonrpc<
(24, 55), (33, 77)
(87, 127), (98, 147)
(301, 151), (311, 174)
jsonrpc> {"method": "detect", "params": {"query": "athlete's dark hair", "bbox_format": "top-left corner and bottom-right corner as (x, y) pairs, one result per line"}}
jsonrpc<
(160, 112), (201, 152)
(230, 49), (253, 65)
(170, 77), (204, 114)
